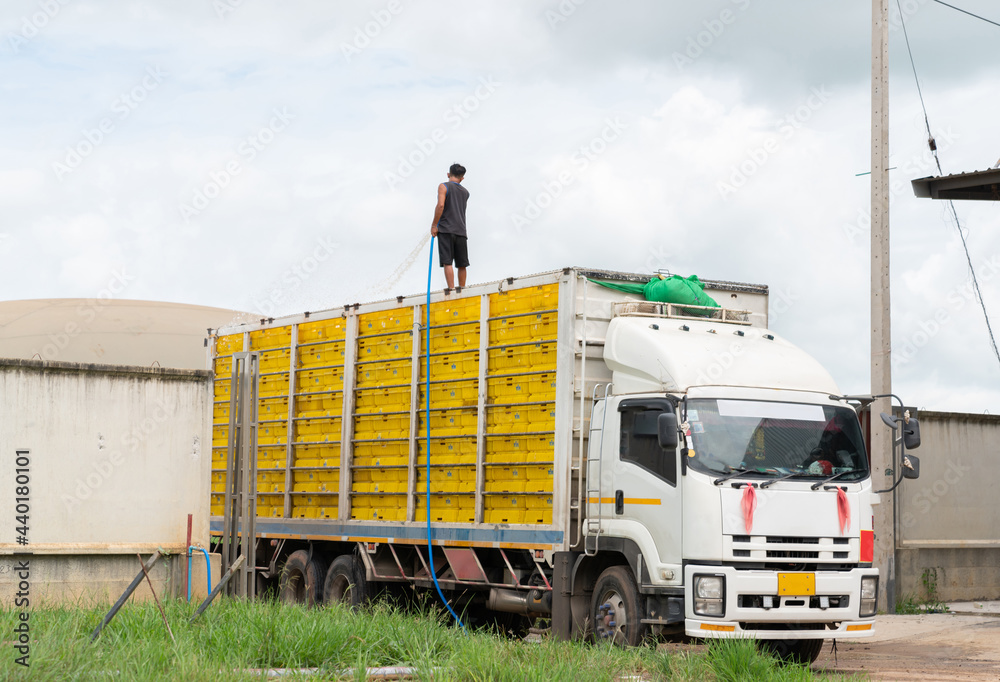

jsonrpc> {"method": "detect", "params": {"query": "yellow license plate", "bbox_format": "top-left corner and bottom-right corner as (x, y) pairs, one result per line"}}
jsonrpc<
(778, 572), (815, 596)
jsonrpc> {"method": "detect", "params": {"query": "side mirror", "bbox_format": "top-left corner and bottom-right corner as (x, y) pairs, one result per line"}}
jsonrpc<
(902, 417), (921, 450)
(902, 454), (920, 479)
(657, 412), (678, 449)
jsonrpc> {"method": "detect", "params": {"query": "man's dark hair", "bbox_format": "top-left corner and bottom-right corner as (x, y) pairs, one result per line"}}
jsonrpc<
(449, 163), (466, 178)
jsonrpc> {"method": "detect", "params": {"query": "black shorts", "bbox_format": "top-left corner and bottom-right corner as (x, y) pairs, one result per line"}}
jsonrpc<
(437, 232), (469, 268)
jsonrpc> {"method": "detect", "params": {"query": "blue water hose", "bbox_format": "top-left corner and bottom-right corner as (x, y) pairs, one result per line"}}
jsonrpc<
(187, 546), (212, 602)
(426, 235), (465, 629)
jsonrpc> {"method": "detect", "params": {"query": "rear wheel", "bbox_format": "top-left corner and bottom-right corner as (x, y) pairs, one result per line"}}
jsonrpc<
(323, 555), (368, 608)
(592, 566), (648, 647)
(278, 550), (326, 606)
(761, 638), (824, 665)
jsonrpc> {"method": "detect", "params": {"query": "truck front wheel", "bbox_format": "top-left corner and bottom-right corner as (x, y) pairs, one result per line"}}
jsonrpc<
(592, 566), (648, 646)
(279, 550), (326, 607)
(324, 555), (368, 608)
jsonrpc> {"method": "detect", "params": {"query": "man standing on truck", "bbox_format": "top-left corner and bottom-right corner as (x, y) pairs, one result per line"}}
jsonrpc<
(431, 163), (469, 290)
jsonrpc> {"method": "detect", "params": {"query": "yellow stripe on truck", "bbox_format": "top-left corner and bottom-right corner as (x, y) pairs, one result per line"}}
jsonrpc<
(587, 497), (661, 505)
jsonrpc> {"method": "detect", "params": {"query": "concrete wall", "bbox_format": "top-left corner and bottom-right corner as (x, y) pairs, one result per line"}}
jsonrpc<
(0, 358), (213, 606)
(896, 411), (1000, 602)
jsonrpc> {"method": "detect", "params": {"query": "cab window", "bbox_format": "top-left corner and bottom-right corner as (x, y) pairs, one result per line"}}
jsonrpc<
(619, 407), (677, 486)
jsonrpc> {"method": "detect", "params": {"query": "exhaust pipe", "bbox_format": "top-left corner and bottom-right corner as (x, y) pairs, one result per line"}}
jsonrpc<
(487, 588), (552, 615)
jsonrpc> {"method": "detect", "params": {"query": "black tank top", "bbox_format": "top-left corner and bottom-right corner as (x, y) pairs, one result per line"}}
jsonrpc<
(437, 182), (469, 237)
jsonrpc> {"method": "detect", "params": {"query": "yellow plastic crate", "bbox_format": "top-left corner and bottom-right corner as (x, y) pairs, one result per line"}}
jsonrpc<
(524, 510), (552, 524)
(485, 494), (524, 510)
(418, 323), (480, 353)
(484, 466), (532, 493)
(298, 318), (347, 343)
(292, 442), (340, 467)
(355, 386), (411, 413)
(297, 340), (345, 368)
(250, 326), (292, 350)
(258, 494), (283, 509)
(487, 343), (557, 372)
(214, 356), (233, 378)
(212, 424), (229, 447)
(419, 353), (479, 381)
(487, 404), (554, 433)
(295, 417), (341, 443)
(416, 466), (476, 493)
(415, 437), (477, 465)
(415, 508), (474, 523)
(427, 297), (482, 325)
(295, 392), (343, 418)
(484, 509), (524, 524)
(259, 396), (289, 421)
(485, 435), (554, 463)
(353, 441), (408, 467)
(291, 500), (339, 518)
(351, 494), (407, 521)
(358, 332), (412, 361)
(417, 408), (478, 437)
(297, 367), (344, 392)
(418, 381), (479, 409)
(260, 348), (292, 373)
(488, 313), (558, 345)
(354, 468), (408, 494)
(354, 414), (410, 440)
(489, 284), (558, 315)
(259, 422), (288, 445)
(214, 380), (231, 400)
(258, 445), (287, 468)
(259, 373), (289, 397)
(216, 333), (244, 355)
(359, 308), (414, 334)
(356, 360), (411, 387)
(213, 402), (230, 422)
(486, 376), (527, 403)
(528, 374), (557, 402)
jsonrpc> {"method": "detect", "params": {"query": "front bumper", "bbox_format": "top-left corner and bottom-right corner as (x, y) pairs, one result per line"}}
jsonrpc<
(684, 564), (878, 639)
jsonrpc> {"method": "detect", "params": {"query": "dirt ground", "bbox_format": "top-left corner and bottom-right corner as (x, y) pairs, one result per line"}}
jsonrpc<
(812, 613), (1000, 681)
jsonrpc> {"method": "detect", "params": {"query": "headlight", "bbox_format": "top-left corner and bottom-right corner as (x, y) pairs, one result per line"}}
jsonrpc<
(694, 575), (725, 617)
(860, 576), (878, 617)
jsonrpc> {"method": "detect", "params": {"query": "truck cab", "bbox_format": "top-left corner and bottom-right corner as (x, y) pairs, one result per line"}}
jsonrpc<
(572, 312), (886, 662)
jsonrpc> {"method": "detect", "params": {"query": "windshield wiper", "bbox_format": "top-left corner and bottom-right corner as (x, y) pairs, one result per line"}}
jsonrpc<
(759, 470), (807, 489)
(810, 470), (854, 490)
(713, 467), (750, 486)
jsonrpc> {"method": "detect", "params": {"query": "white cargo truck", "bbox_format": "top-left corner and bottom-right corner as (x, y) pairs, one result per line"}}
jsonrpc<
(209, 267), (920, 663)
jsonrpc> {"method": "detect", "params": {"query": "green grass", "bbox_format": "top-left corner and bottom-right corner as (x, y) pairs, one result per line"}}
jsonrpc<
(0, 597), (864, 681)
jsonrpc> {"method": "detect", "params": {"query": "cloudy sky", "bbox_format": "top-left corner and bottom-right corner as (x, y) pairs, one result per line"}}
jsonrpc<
(2, 0), (998, 413)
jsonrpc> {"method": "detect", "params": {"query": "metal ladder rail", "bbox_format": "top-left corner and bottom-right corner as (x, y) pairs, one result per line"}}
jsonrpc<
(584, 382), (610, 556)
(222, 351), (259, 597)
(570, 276), (589, 549)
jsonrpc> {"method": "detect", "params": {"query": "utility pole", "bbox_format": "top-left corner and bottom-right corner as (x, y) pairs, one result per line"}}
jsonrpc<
(871, 0), (895, 613)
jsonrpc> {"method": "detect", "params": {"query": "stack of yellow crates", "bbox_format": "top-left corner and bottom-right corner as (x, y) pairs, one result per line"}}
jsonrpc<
(352, 309), (413, 521)
(483, 284), (558, 525)
(415, 297), (481, 523)
(292, 318), (346, 519)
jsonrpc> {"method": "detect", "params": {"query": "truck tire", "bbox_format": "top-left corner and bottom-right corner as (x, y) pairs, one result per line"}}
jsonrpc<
(592, 565), (648, 647)
(279, 550), (326, 607)
(762, 638), (824, 665)
(323, 555), (367, 608)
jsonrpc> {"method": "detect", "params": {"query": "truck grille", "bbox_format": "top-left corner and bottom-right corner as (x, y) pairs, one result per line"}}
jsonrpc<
(725, 535), (856, 563)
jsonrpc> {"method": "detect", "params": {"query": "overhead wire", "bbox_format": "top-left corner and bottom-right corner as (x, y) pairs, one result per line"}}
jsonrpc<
(895, 0), (1000, 368)
(928, 0), (1000, 29)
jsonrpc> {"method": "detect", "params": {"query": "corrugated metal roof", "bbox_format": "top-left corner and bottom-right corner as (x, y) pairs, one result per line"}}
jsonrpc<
(912, 167), (1000, 201)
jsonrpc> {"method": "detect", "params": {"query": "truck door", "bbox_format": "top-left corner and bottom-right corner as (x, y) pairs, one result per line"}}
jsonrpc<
(610, 397), (682, 573)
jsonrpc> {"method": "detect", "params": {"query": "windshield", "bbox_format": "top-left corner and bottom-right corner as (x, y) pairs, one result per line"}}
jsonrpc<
(686, 399), (869, 481)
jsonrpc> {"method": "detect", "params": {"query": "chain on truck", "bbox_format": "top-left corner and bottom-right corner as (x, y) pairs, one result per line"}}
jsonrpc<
(207, 267), (922, 664)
